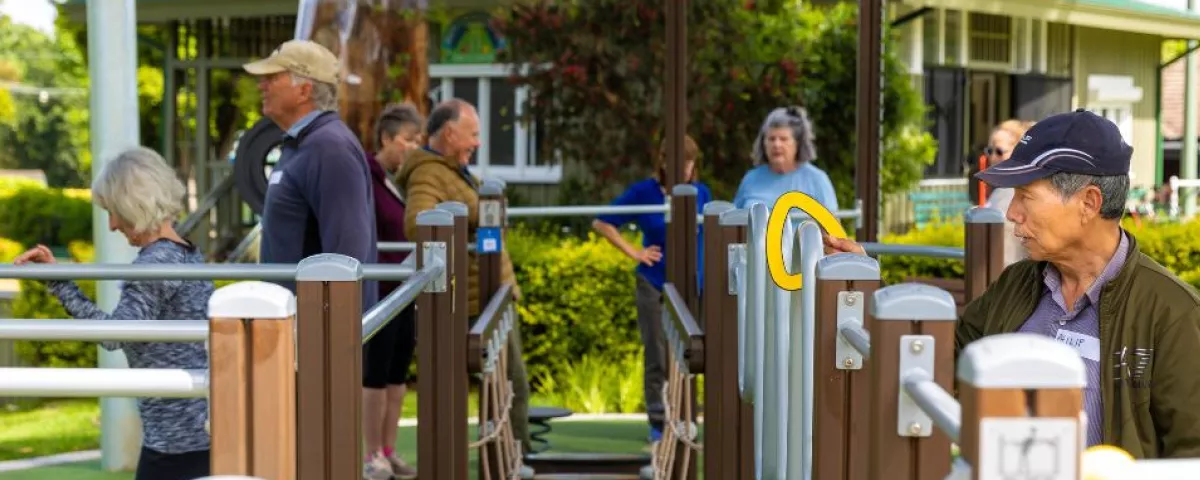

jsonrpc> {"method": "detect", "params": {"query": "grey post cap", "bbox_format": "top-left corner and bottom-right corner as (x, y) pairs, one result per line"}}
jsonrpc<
(436, 201), (468, 217)
(672, 184), (698, 196)
(479, 182), (504, 196)
(703, 201), (735, 216)
(296, 253), (364, 281)
(871, 283), (957, 321)
(957, 333), (1086, 389)
(816, 253), (881, 281)
(415, 209), (455, 227)
(964, 206), (1005, 224)
(719, 208), (749, 226)
(482, 177), (506, 191)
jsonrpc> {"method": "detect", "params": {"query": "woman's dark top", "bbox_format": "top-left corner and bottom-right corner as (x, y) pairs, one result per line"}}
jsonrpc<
(367, 152), (410, 296)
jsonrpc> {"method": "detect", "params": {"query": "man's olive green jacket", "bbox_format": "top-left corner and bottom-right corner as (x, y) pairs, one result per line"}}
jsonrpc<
(955, 234), (1200, 458)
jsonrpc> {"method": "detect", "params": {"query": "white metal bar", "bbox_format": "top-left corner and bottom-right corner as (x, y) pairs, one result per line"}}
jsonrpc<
(361, 262), (445, 343)
(0, 367), (208, 398)
(861, 243), (965, 259)
(0, 319), (208, 342)
(838, 323), (872, 360)
(902, 374), (962, 443)
(0, 263), (414, 281)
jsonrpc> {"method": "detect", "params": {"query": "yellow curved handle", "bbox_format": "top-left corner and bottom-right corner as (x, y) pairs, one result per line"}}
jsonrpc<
(766, 191), (848, 291)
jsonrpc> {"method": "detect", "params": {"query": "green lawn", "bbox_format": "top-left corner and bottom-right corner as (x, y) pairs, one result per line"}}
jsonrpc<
(0, 396), (656, 479)
(0, 400), (100, 462)
(0, 420), (654, 480)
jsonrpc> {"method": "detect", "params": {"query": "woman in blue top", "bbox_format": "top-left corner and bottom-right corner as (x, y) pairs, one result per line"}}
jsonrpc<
(733, 106), (839, 211)
(592, 135), (712, 445)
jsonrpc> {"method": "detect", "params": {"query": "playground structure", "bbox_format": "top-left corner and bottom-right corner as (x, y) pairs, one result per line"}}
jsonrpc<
(4, 178), (1200, 478)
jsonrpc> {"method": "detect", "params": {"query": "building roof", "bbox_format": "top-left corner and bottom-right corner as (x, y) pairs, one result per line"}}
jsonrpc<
(907, 0), (1200, 39)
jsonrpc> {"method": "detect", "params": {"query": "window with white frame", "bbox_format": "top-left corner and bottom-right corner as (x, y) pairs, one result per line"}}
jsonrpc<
(428, 64), (562, 183)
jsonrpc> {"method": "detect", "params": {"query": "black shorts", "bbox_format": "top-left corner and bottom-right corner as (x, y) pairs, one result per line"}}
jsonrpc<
(135, 446), (209, 480)
(363, 303), (417, 388)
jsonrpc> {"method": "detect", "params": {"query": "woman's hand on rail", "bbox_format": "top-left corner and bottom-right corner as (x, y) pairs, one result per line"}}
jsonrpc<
(822, 234), (865, 256)
(14, 244), (57, 265)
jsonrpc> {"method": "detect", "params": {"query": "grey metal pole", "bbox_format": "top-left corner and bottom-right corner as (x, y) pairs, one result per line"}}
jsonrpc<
(1185, 0), (1198, 218)
(86, 0), (144, 470)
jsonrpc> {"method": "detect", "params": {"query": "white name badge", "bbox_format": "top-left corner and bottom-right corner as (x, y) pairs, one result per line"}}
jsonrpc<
(1055, 330), (1100, 363)
(268, 170), (283, 185)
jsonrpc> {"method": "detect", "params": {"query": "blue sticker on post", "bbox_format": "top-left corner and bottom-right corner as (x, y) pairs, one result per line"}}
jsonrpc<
(477, 227), (502, 254)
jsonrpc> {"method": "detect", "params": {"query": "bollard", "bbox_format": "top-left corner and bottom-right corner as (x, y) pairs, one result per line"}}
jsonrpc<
(701, 201), (739, 479)
(957, 334), (1086, 480)
(867, 283), (957, 480)
(718, 206), (754, 480)
(294, 254), (364, 480)
(414, 209), (464, 480)
(208, 281), (297, 478)
(964, 207), (1005, 305)
(813, 253), (882, 480)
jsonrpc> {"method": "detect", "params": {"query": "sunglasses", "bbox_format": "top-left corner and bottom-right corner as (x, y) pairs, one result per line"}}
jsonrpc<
(983, 146), (1006, 157)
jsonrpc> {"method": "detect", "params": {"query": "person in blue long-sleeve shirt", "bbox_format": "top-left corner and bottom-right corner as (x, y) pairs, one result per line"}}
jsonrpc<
(592, 135), (711, 445)
(733, 106), (839, 212)
(243, 40), (380, 312)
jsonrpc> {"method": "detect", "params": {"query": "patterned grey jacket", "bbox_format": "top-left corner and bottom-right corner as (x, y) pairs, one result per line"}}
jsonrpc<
(49, 239), (212, 454)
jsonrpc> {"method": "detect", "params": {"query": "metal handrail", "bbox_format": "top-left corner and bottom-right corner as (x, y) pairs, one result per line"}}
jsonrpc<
(0, 263), (415, 281)
(902, 373), (962, 444)
(0, 319), (208, 342)
(861, 242), (965, 259)
(0, 367), (208, 398)
(838, 324), (871, 360)
(361, 261), (445, 343)
(467, 283), (514, 374)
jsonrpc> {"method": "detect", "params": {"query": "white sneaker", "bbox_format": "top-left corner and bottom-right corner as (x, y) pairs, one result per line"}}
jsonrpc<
(363, 452), (394, 480)
(387, 452), (417, 479)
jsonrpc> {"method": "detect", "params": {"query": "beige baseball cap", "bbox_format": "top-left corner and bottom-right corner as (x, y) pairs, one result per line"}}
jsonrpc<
(242, 39), (340, 85)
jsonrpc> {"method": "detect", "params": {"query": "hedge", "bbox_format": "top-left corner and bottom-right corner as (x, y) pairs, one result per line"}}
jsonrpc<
(0, 179), (92, 247)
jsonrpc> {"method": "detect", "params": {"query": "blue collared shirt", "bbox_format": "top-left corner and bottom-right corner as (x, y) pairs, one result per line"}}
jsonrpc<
(285, 110), (324, 139)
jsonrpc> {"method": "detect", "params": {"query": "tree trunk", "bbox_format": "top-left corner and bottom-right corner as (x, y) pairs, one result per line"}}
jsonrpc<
(300, 0), (430, 152)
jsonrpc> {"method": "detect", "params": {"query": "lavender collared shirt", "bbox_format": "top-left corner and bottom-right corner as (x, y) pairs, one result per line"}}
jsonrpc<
(1016, 230), (1129, 447)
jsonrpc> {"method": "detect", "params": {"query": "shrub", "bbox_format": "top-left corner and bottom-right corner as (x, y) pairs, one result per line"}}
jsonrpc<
(532, 351), (645, 414)
(13, 240), (97, 367)
(877, 220), (966, 285)
(0, 182), (91, 247)
(508, 225), (643, 389)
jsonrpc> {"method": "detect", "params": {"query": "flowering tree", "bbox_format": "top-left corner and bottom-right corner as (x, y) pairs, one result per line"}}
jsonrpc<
(495, 1), (936, 206)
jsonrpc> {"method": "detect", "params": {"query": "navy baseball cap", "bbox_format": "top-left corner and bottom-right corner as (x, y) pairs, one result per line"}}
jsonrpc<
(974, 108), (1132, 188)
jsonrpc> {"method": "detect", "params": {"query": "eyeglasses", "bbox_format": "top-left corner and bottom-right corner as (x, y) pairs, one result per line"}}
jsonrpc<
(983, 146), (1006, 157)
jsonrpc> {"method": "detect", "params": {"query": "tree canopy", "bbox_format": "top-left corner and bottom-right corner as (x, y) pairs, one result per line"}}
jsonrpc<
(496, 0), (937, 206)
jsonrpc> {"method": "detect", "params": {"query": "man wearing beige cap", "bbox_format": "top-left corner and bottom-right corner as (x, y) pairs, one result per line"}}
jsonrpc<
(242, 39), (380, 338)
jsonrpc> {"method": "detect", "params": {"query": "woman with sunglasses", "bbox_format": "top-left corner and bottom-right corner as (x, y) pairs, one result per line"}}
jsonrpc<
(732, 106), (838, 212)
(981, 119), (1036, 265)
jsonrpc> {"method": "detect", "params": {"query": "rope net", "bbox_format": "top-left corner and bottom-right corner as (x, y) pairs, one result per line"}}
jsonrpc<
(651, 310), (702, 479)
(472, 302), (523, 480)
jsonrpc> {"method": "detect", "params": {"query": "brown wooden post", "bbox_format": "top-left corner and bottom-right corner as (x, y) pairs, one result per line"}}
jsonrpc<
(478, 180), (506, 302)
(668, 184), (698, 480)
(414, 209), (461, 480)
(957, 334), (1086, 480)
(670, 185), (700, 314)
(813, 253), (882, 480)
(718, 207), (754, 480)
(294, 254), (363, 480)
(208, 281), (298, 478)
(866, 283), (957, 480)
(700, 201), (734, 478)
(964, 207), (1005, 304)
(435, 201), (471, 480)
(475, 181), (507, 480)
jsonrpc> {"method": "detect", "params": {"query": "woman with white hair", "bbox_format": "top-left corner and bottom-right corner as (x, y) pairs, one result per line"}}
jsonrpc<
(14, 146), (212, 480)
(733, 106), (839, 211)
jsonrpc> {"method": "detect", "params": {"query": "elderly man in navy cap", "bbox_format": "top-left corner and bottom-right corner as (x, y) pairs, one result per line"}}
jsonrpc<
(826, 108), (1200, 458)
